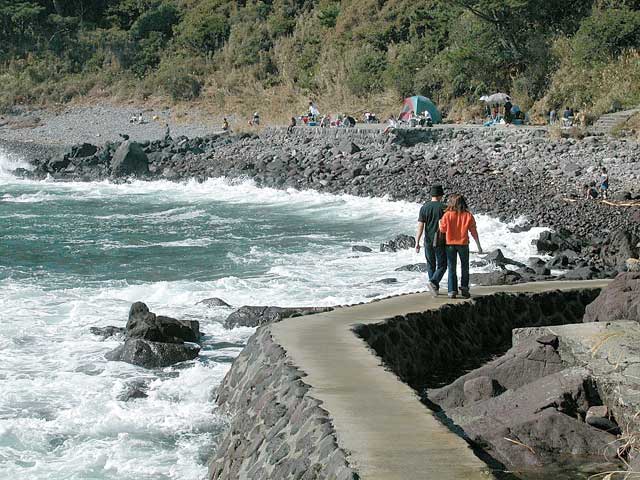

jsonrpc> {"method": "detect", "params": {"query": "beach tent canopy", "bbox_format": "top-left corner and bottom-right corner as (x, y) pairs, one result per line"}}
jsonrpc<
(399, 96), (442, 123)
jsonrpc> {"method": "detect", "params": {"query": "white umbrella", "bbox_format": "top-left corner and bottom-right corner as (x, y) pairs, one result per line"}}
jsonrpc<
(483, 93), (511, 105)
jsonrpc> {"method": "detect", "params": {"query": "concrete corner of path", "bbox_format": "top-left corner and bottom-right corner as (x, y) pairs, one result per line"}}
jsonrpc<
(270, 280), (611, 480)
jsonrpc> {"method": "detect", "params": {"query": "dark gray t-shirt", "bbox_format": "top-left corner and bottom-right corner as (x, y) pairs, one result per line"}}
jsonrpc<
(418, 201), (445, 243)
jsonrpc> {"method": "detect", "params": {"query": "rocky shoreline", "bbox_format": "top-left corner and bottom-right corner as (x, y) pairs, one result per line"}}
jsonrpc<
(10, 126), (640, 280)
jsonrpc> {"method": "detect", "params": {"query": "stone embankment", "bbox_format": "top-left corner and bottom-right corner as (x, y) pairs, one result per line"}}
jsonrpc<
(208, 327), (357, 480)
(352, 274), (640, 476)
(209, 280), (640, 479)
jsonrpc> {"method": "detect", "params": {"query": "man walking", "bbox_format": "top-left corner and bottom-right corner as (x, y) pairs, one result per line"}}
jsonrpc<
(415, 185), (447, 296)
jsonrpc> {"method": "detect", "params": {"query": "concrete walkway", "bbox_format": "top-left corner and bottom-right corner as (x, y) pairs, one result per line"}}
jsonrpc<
(270, 280), (610, 480)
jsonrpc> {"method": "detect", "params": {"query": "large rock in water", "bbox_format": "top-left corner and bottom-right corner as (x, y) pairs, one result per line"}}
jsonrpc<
(380, 234), (415, 252)
(110, 141), (149, 178)
(224, 306), (333, 329)
(105, 302), (201, 368)
(126, 302), (200, 343)
(105, 338), (200, 368)
(583, 272), (640, 323)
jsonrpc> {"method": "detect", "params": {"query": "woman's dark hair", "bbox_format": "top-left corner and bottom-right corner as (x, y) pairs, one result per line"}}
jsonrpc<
(446, 194), (469, 213)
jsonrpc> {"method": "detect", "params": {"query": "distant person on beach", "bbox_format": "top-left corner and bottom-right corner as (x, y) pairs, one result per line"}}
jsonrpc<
(222, 118), (229, 131)
(583, 182), (599, 200)
(253, 112), (260, 126)
(415, 185), (447, 297)
(383, 116), (397, 135)
(599, 167), (609, 199)
(308, 102), (320, 121)
(549, 109), (557, 125)
(287, 116), (296, 133)
(439, 194), (483, 299)
(164, 123), (172, 142)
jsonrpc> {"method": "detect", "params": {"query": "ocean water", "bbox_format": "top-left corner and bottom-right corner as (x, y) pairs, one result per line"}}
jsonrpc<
(0, 147), (547, 479)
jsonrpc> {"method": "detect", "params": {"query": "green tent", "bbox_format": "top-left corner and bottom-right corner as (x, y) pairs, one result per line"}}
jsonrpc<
(399, 96), (442, 123)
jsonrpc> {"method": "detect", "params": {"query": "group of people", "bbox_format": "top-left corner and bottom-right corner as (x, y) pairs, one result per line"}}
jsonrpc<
(128, 112), (146, 124)
(549, 106), (586, 127)
(583, 167), (610, 200)
(415, 185), (483, 299)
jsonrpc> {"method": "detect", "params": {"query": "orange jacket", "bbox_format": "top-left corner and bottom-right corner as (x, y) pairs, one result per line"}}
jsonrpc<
(439, 211), (478, 245)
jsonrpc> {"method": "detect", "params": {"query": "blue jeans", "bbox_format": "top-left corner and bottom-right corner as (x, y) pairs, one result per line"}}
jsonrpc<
(424, 242), (447, 289)
(446, 245), (470, 293)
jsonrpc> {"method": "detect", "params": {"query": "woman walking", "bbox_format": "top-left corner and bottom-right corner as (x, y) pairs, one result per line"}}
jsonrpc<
(439, 194), (483, 299)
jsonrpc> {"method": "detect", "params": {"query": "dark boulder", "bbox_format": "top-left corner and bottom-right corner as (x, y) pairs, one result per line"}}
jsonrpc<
(443, 368), (618, 469)
(600, 230), (639, 269)
(380, 234), (415, 252)
(110, 141), (149, 178)
(429, 336), (564, 409)
(469, 269), (522, 286)
(126, 302), (200, 343)
(338, 140), (361, 155)
(117, 380), (149, 401)
(352, 245), (373, 253)
(561, 266), (602, 281)
(197, 297), (232, 308)
(394, 263), (427, 272)
(105, 338), (200, 368)
(89, 326), (125, 340)
(583, 272), (640, 323)
(67, 143), (98, 159)
(483, 249), (525, 268)
(224, 306), (333, 329)
(534, 229), (582, 254)
(376, 277), (398, 284)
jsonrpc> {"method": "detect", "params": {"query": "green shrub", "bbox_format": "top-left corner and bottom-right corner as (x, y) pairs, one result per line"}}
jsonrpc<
(346, 46), (387, 96)
(150, 62), (202, 100)
(573, 7), (640, 65)
(317, 3), (340, 28)
(174, 0), (230, 55)
(129, 2), (179, 40)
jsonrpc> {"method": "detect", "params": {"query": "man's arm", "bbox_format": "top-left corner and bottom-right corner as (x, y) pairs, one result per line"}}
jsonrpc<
(415, 222), (425, 253)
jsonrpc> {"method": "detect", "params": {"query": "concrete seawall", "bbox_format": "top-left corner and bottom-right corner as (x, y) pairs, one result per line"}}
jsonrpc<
(209, 280), (609, 479)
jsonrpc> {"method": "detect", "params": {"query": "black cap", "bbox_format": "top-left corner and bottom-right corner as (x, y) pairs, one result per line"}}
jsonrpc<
(430, 185), (444, 197)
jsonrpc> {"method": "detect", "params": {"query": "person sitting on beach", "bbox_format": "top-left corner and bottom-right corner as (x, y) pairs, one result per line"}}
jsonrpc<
(287, 116), (296, 133)
(383, 116), (397, 135)
(320, 115), (330, 128)
(137, 113), (144, 124)
(439, 194), (483, 299)
(583, 182), (598, 200)
(129, 114), (137, 124)
(222, 118), (229, 131)
(415, 185), (447, 297)
(599, 167), (609, 199)
(252, 112), (260, 126)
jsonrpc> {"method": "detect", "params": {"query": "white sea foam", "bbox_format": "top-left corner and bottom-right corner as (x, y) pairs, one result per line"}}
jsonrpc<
(0, 164), (549, 480)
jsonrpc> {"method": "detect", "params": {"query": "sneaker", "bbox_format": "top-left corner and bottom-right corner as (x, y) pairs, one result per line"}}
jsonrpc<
(447, 292), (457, 299)
(460, 288), (471, 299)
(426, 281), (439, 297)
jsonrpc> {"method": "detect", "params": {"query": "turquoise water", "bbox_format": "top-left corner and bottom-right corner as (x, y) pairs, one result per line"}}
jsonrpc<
(0, 148), (546, 479)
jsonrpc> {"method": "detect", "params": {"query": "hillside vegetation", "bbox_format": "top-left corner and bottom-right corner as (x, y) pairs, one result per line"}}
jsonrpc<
(1, 0), (639, 121)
